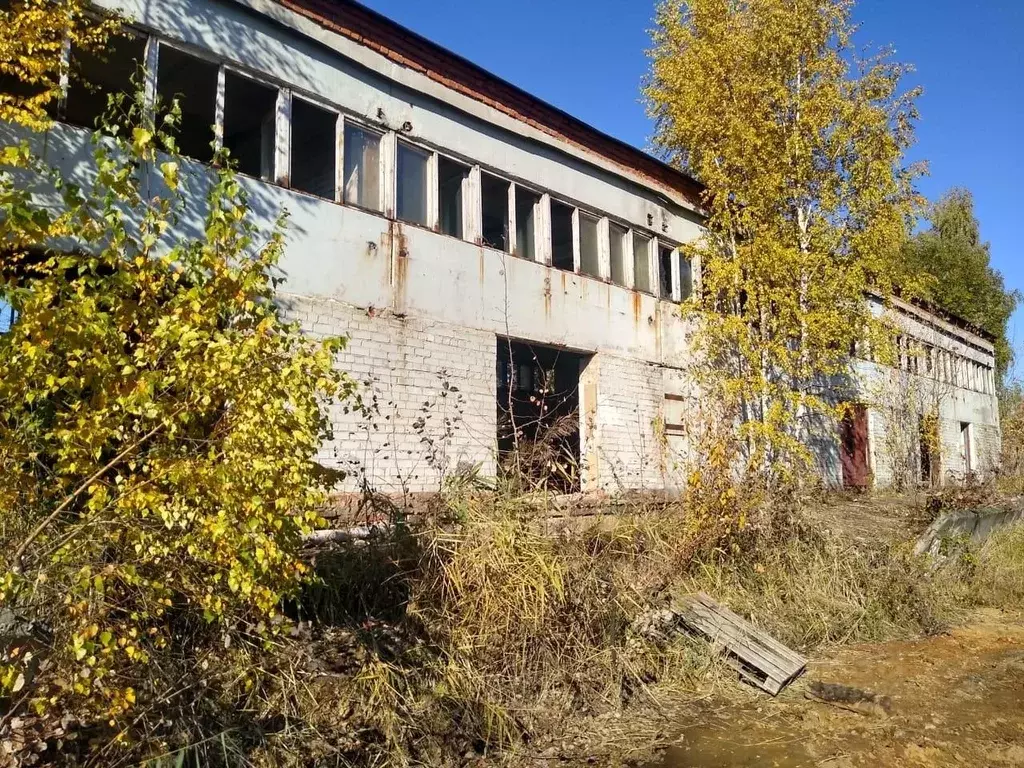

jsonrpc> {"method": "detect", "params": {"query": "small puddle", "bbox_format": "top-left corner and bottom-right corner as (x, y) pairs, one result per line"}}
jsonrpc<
(650, 722), (812, 768)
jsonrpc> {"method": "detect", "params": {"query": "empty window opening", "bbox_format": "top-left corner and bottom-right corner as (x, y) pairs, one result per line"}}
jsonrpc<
(343, 123), (382, 211)
(515, 187), (540, 260)
(633, 232), (652, 293)
(551, 201), (575, 271)
(609, 223), (627, 286)
(438, 156), (468, 238)
(64, 33), (147, 131)
(919, 415), (939, 487)
(679, 255), (693, 300)
(156, 45), (218, 163)
(659, 245), (674, 299)
(397, 141), (429, 226)
(290, 97), (336, 199)
(496, 339), (587, 493)
(579, 213), (601, 278)
(222, 71), (277, 181)
(481, 173), (510, 251)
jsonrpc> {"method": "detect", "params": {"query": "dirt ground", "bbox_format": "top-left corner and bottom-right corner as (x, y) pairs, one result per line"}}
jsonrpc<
(649, 608), (1024, 767)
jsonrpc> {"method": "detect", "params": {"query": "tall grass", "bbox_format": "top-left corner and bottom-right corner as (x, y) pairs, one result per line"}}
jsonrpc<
(123, 493), (1024, 768)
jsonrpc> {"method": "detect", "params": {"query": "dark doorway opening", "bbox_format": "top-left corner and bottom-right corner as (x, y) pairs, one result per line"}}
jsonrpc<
(919, 414), (939, 487)
(840, 404), (870, 489)
(497, 339), (586, 493)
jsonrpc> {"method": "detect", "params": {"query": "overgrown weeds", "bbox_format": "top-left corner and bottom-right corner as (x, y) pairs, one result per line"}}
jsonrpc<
(243, 479), (1024, 767)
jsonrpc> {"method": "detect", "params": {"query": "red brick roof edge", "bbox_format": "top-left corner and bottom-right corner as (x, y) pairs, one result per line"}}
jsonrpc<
(270, 0), (705, 210)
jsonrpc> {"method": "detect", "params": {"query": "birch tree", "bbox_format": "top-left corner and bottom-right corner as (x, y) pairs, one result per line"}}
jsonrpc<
(645, 0), (924, 486)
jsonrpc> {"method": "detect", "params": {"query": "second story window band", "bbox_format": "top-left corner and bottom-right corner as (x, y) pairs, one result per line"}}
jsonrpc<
(222, 71), (277, 181)
(514, 187), (540, 261)
(633, 232), (652, 293)
(609, 223), (627, 287)
(290, 97), (337, 199)
(396, 141), (429, 226)
(156, 45), (218, 164)
(579, 213), (601, 279)
(481, 172), (511, 251)
(550, 200), (574, 272)
(438, 156), (469, 238)
(64, 33), (146, 131)
(343, 123), (382, 212)
(658, 245), (673, 299)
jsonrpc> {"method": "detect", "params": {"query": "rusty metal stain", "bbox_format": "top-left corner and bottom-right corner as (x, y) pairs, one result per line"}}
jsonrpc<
(582, 361), (600, 487)
(543, 275), (552, 318)
(392, 221), (409, 312)
(631, 292), (642, 326)
(478, 249), (485, 284)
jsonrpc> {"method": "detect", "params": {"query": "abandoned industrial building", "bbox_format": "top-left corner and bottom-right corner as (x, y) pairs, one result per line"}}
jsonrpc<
(10, 0), (1002, 493)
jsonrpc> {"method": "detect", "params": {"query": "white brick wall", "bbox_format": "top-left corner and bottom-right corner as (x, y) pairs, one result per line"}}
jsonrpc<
(280, 294), (497, 494)
(589, 354), (667, 491)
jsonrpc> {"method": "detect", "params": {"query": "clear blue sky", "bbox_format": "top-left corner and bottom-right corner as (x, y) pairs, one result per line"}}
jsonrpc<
(361, 0), (1024, 378)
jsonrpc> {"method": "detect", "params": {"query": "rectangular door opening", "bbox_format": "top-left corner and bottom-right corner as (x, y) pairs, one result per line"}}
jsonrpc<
(496, 339), (587, 493)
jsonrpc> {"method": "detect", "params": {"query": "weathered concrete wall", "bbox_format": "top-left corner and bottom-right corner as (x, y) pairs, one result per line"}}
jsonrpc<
(915, 506), (1024, 557)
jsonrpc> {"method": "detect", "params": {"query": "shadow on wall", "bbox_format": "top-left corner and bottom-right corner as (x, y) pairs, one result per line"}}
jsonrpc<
(6, 121), (321, 281)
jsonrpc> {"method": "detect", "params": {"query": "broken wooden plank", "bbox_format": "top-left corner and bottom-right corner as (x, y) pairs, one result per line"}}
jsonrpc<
(692, 593), (807, 667)
(678, 593), (807, 696)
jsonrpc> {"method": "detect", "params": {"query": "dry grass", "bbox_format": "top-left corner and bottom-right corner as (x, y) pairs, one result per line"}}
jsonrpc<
(106, 493), (1024, 767)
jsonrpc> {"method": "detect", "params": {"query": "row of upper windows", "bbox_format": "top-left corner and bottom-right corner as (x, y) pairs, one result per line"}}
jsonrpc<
(860, 334), (996, 395)
(894, 336), (996, 395)
(45, 30), (695, 302)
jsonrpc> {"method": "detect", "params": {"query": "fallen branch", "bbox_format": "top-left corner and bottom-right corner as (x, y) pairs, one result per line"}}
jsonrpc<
(303, 522), (393, 546)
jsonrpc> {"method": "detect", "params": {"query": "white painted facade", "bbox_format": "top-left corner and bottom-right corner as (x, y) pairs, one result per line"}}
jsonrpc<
(7, 0), (1001, 494)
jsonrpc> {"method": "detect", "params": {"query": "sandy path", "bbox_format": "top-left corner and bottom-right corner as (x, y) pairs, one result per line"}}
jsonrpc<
(651, 609), (1024, 767)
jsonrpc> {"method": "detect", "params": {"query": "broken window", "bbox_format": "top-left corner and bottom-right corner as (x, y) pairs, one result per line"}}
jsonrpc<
(64, 33), (147, 131)
(579, 213), (601, 278)
(222, 71), (277, 181)
(343, 123), (382, 211)
(481, 173), (510, 251)
(290, 97), (336, 199)
(396, 141), (429, 226)
(496, 338), (586, 493)
(609, 223), (627, 286)
(156, 45), (218, 163)
(514, 187), (539, 260)
(438, 156), (468, 238)
(551, 201), (575, 271)
(659, 245), (674, 299)
(633, 232), (652, 293)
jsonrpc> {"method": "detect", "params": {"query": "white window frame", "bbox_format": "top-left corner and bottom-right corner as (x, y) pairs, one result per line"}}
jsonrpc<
(339, 116), (386, 214)
(510, 182), (543, 262)
(394, 137), (435, 229)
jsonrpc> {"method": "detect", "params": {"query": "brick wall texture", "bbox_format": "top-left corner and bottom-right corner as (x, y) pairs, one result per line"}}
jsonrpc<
(281, 293), (999, 495)
(590, 354), (666, 491)
(281, 294), (497, 493)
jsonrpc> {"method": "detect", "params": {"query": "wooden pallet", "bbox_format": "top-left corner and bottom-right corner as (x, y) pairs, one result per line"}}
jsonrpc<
(679, 593), (807, 695)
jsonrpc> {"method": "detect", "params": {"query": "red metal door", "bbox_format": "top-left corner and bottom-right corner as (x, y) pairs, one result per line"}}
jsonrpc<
(840, 405), (870, 489)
